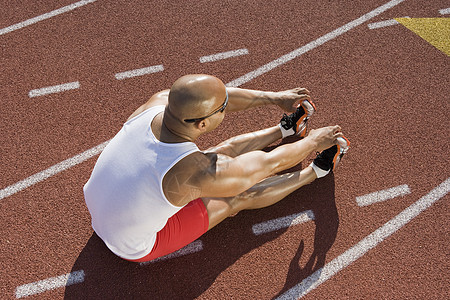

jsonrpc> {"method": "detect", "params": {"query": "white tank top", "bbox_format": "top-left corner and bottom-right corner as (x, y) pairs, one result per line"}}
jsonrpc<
(83, 105), (199, 260)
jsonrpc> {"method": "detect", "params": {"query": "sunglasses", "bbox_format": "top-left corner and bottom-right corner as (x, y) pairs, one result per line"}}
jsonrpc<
(184, 91), (228, 123)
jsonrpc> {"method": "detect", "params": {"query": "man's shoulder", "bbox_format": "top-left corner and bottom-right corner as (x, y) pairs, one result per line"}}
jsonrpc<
(163, 151), (214, 205)
(170, 151), (214, 174)
(165, 151), (220, 187)
(141, 90), (170, 110)
(127, 90), (170, 121)
(150, 89), (170, 104)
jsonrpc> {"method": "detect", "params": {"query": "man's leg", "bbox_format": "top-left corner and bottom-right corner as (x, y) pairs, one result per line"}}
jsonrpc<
(202, 135), (350, 230)
(202, 166), (317, 230)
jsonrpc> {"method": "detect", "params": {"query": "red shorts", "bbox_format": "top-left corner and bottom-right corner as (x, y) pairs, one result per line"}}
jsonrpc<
(129, 198), (209, 262)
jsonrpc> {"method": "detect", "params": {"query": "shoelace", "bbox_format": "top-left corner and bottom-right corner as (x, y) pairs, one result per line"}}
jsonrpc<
(290, 105), (305, 121)
(280, 106), (306, 130)
(315, 145), (338, 169)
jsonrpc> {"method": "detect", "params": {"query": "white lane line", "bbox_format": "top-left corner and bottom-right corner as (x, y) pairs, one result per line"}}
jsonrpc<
(276, 177), (450, 299)
(0, 0), (97, 36)
(439, 7), (450, 15)
(226, 0), (407, 87)
(368, 16), (410, 29)
(1, 0), (406, 200)
(15, 270), (85, 298)
(114, 64), (164, 80)
(28, 81), (80, 98)
(356, 184), (411, 207)
(252, 210), (315, 236)
(0, 141), (109, 201)
(200, 48), (249, 63)
(139, 240), (204, 265)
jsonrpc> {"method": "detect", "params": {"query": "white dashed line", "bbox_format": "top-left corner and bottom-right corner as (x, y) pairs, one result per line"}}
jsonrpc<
(0, 0), (97, 36)
(114, 64), (165, 80)
(439, 7), (450, 15)
(199, 48), (249, 63)
(0, 140), (109, 200)
(368, 16), (410, 29)
(139, 240), (204, 265)
(356, 184), (411, 207)
(252, 210), (315, 235)
(15, 270), (85, 298)
(276, 177), (450, 299)
(28, 81), (80, 98)
(226, 0), (407, 87)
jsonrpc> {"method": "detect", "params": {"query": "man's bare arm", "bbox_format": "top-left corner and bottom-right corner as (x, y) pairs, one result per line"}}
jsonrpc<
(190, 126), (342, 200)
(127, 86), (309, 121)
(226, 87), (311, 113)
(205, 126), (282, 157)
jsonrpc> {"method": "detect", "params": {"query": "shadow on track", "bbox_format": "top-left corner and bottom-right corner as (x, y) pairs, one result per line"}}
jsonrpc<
(65, 146), (339, 299)
(273, 174), (338, 298)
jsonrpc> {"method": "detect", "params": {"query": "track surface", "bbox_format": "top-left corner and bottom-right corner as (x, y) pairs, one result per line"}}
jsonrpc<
(1, 0), (449, 299)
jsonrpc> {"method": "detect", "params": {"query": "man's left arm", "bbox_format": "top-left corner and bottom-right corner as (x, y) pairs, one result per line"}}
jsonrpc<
(225, 87), (310, 113)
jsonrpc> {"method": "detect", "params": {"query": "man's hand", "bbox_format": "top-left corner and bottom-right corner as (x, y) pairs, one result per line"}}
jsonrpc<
(275, 88), (311, 112)
(307, 125), (344, 152)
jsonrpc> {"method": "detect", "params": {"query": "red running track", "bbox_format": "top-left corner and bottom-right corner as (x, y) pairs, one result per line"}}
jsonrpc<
(1, 0), (449, 299)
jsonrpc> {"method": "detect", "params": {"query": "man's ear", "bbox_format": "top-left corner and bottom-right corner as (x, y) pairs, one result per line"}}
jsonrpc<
(196, 119), (208, 132)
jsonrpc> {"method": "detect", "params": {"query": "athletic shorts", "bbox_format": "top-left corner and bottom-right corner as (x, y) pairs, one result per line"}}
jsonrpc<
(129, 198), (209, 262)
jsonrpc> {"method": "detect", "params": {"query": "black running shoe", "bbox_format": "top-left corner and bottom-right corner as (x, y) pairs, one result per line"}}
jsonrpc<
(280, 99), (316, 138)
(311, 136), (350, 177)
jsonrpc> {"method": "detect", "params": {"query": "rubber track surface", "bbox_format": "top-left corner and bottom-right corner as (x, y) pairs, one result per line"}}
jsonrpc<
(1, 0), (449, 299)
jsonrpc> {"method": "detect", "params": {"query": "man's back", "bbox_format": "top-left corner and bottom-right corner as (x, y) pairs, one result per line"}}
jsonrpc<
(83, 105), (199, 260)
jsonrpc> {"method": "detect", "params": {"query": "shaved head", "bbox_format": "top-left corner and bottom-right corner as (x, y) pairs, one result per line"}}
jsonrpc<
(168, 74), (227, 121)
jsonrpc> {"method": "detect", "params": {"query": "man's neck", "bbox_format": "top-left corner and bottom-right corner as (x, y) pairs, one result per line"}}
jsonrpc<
(152, 112), (196, 143)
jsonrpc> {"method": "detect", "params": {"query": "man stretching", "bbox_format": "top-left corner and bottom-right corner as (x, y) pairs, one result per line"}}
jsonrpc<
(84, 74), (350, 262)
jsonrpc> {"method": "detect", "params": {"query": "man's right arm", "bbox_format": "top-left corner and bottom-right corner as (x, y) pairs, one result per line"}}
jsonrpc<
(189, 125), (343, 200)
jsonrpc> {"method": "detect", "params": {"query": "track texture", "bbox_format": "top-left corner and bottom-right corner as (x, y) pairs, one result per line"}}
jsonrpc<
(1, 0), (449, 299)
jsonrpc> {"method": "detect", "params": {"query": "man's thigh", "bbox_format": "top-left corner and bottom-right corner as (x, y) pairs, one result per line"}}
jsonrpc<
(202, 195), (249, 230)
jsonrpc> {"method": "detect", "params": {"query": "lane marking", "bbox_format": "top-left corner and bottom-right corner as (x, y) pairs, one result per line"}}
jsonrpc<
(28, 81), (80, 98)
(356, 184), (411, 207)
(252, 210), (315, 235)
(276, 177), (450, 299)
(139, 240), (204, 265)
(0, 141), (109, 201)
(226, 0), (407, 87)
(396, 17), (450, 56)
(15, 270), (85, 298)
(114, 64), (164, 80)
(1, 0), (406, 199)
(199, 48), (249, 63)
(0, 0), (97, 36)
(14, 242), (202, 296)
(439, 7), (450, 15)
(367, 16), (410, 29)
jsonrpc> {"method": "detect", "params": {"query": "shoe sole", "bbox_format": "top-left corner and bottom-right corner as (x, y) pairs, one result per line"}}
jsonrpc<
(332, 136), (350, 170)
(296, 99), (316, 138)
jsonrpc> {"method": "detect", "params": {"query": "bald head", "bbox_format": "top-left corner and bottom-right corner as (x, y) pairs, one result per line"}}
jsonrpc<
(168, 74), (227, 122)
